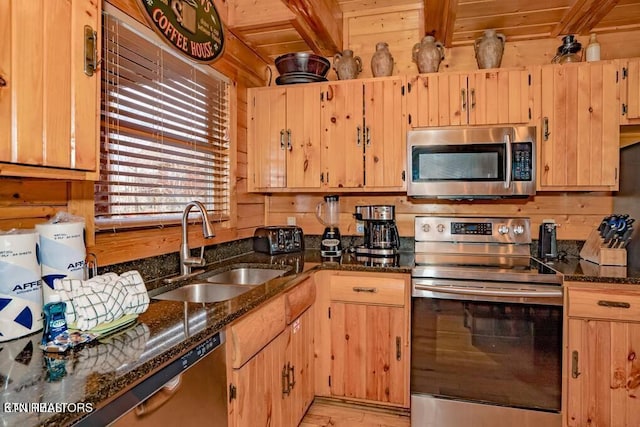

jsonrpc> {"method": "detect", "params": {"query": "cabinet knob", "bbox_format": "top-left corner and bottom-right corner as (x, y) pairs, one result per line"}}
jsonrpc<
(0, 76), (6, 87)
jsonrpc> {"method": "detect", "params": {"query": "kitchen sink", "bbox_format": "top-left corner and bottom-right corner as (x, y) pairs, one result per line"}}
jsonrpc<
(153, 283), (252, 303)
(152, 266), (290, 303)
(202, 267), (288, 285)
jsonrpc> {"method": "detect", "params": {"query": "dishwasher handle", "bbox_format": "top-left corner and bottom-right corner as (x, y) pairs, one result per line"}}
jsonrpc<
(134, 375), (182, 417)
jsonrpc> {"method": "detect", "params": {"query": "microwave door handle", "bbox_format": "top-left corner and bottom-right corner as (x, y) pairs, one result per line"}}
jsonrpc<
(504, 133), (512, 189)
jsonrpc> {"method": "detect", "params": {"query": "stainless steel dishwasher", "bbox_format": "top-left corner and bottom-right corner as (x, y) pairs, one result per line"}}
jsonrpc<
(75, 331), (227, 426)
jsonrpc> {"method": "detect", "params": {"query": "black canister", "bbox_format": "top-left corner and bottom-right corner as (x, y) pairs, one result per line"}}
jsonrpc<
(538, 222), (558, 260)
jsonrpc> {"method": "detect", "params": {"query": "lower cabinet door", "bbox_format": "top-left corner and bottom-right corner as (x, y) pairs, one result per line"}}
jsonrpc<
(229, 332), (286, 427)
(329, 302), (407, 405)
(285, 307), (315, 426)
(566, 318), (640, 427)
(229, 307), (315, 427)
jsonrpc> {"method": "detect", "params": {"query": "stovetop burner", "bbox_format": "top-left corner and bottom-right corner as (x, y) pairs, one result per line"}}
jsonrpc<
(412, 217), (562, 286)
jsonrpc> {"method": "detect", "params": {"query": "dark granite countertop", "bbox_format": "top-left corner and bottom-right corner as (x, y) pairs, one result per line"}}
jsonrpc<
(0, 250), (413, 427)
(541, 256), (640, 285)
(3, 245), (639, 426)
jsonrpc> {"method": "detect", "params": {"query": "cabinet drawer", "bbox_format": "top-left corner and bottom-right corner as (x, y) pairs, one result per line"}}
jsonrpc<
(285, 277), (315, 324)
(229, 295), (286, 368)
(329, 274), (406, 306)
(568, 288), (640, 321)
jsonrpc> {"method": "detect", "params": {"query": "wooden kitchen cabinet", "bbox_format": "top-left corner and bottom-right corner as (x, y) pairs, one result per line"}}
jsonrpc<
(620, 57), (640, 124)
(320, 76), (406, 190)
(362, 78), (406, 189)
(227, 278), (315, 427)
(247, 76), (406, 192)
(406, 68), (532, 127)
(538, 61), (620, 191)
(0, 0), (100, 179)
(314, 271), (410, 408)
(248, 84), (322, 190)
(565, 285), (640, 427)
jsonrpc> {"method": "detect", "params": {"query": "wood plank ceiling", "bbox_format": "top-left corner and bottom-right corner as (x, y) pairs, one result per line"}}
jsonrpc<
(222, 0), (640, 63)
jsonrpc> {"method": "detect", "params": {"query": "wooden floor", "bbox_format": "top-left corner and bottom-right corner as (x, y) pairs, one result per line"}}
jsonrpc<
(300, 398), (410, 427)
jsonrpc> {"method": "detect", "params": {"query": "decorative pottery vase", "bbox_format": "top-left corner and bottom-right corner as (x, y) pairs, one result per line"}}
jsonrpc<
(412, 36), (445, 73)
(474, 29), (506, 69)
(333, 49), (362, 80)
(371, 42), (394, 77)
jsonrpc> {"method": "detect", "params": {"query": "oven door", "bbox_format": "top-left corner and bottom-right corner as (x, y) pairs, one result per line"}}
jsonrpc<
(411, 279), (562, 415)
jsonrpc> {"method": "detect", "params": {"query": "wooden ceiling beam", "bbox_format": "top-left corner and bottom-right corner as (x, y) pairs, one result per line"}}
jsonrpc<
(553, 0), (621, 36)
(282, 0), (343, 55)
(423, 0), (458, 47)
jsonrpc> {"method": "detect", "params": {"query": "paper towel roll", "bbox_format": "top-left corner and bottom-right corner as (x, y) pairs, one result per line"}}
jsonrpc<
(36, 221), (86, 302)
(0, 231), (43, 341)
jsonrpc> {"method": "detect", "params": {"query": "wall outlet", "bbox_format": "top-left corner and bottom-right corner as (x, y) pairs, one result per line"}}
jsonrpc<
(287, 216), (296, 225)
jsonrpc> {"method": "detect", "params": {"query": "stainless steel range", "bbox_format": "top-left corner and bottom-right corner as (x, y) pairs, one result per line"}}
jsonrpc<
(411, 217), (562, 427)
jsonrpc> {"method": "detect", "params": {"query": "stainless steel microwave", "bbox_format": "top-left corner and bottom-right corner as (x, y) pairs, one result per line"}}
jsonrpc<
(407, 126), (536, 199)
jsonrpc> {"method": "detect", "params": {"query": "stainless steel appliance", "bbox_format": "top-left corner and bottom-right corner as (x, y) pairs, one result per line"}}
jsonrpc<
(353, 205), (400, 257)
(411, 217), (562, 427)
(407, 126), (536, 199)
(75, 331), (227, 426)
(253, 226), (304, 254)
(316, 195), (342, 258)
(538, 221), (559, 261)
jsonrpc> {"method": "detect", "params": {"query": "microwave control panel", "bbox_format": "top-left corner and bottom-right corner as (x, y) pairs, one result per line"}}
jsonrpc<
(512, 142), (532, 181)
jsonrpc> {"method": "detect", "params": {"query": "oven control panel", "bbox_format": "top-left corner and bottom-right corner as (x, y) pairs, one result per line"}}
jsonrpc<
(451, 222), (492, 235)
(414, 217), (531, 244)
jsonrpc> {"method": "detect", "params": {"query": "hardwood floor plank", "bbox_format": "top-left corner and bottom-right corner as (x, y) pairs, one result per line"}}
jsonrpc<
(300, 399), (410, 427)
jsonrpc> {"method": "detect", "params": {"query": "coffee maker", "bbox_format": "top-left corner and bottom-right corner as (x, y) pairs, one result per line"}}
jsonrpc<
(353, 205), (400, 257)
(316, 195), (342, 258)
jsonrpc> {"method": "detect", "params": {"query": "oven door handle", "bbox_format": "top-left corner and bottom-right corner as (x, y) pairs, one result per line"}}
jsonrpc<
(413, 281), (563, 299)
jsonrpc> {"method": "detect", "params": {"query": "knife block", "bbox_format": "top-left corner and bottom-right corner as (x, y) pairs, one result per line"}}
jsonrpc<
(580, 229), (627, 266)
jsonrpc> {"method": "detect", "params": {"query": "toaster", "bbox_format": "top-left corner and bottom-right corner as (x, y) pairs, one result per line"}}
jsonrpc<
(253, 226), (304, 254)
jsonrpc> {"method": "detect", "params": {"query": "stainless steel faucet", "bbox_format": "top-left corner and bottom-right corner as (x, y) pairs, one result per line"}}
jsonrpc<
(179, 200), (215, 277)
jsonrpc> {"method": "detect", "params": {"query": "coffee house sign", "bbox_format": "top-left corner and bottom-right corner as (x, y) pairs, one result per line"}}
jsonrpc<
(139, 0), (224, 63)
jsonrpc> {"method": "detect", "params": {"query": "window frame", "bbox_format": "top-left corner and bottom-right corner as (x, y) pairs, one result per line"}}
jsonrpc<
(95, 4), (235, 233)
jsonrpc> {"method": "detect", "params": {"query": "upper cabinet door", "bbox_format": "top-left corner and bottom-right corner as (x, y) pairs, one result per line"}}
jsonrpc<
(406, 72), (467, 127)
(321, 81), (364, 189)
(621, 58), (640, 124)
(407, 68), (532, 128)
(539, 61), (619, 190)
(467, 68), (532, 125)
(248, 85), (322, 190)
(286, 85), (322, 189)
(0, 0), (99, 178)
(363, 77), (406, 189)
(249, 87), (287, 189)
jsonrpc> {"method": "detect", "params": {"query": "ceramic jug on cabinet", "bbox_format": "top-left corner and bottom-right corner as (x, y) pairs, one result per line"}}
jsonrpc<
(371, 42), (394, 77)
(474, 29), (506, 69)
(412, 36), (445, 73)
(333, 49), (362, 80)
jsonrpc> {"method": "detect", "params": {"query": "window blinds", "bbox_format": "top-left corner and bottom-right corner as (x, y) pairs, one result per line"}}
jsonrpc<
(96, 11), (230, 231)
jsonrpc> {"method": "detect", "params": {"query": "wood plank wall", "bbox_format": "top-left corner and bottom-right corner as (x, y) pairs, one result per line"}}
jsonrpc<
(266, 193), (612, 241)
(1, 3), (637, 266)
(340, 3), (640, 79)
(0, 0), (266, 267)
(263, 3), (635, 241)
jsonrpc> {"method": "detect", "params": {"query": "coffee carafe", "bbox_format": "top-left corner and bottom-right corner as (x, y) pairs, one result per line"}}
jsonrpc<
(316, 195), (342, 258)
(353, 205), (400, 256)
